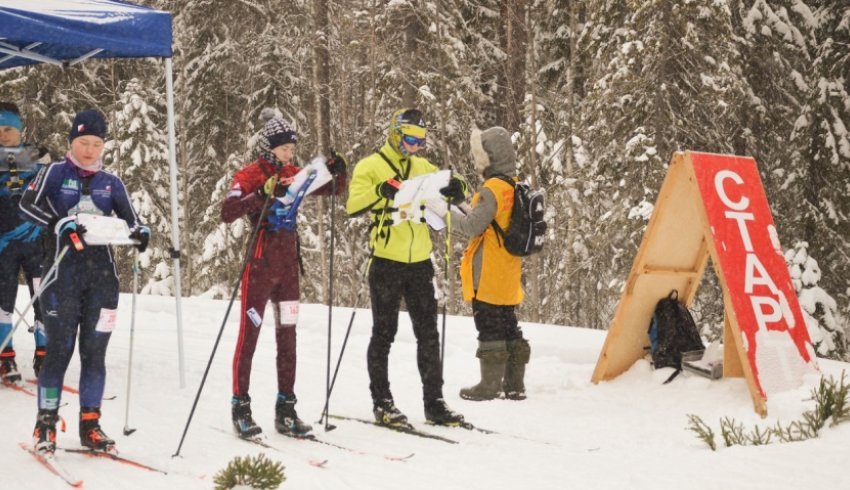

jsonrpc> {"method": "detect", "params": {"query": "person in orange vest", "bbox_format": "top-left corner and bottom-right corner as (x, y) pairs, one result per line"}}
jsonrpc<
(452, 127), (530, 401)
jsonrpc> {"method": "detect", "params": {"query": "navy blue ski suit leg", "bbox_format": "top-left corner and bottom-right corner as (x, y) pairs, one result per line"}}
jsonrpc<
(37, 248), (118, 410)
(0, 237), (46, 350)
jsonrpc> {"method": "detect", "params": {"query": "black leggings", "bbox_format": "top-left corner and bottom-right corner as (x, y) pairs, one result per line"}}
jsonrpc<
(472, 299), (524, 342)
(367, 257), (443, 403)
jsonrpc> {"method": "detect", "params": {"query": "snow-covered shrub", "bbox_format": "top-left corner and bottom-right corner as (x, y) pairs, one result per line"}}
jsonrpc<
(786, 242), (848, 360)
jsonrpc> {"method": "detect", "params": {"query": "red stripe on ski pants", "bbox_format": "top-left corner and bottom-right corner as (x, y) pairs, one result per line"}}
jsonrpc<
(232, 230), (300, 396)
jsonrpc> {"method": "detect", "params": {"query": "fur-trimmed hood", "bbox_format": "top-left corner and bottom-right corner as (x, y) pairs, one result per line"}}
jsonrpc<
(470, 126), (515, 178)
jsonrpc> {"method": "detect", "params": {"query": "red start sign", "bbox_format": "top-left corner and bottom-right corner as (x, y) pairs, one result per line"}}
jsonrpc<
(691, 153), (817, 396)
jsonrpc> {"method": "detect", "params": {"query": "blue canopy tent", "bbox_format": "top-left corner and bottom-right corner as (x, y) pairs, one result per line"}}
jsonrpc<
(0, 0), (186, 386)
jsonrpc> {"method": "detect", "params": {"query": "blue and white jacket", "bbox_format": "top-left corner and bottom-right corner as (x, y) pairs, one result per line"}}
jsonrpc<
(0, 143), (49, 254)
(19, 156), (143, 258)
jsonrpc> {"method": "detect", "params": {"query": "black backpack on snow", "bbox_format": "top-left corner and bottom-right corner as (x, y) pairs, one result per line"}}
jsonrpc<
(647, 289), (705, 383)
(490, 176), (546, 256)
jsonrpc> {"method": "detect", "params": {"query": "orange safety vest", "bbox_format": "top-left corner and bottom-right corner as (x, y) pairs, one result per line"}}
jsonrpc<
(460, 177), (523, 305)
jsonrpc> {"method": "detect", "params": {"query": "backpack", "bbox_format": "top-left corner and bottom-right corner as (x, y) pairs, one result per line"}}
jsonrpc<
(647, 289), (705, 383)
(490, 176), (546, 256)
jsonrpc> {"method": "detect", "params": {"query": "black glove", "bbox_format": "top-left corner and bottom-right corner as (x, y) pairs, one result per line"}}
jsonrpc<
(56, 218), (86, 251)
(326, 150), (347, 176)
(440, 176), (468, 205)
(257, 175), (289, 198)
(377, 179), (400, 200)
(130, 225), (151, 253)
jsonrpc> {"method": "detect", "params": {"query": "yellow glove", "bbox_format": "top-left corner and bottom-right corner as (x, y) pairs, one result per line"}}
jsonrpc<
(261, 175), (278, 197)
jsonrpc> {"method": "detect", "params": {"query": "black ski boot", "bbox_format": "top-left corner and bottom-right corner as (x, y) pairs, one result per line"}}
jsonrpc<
(79, 407), (115, 452)
(373, 398), (408, 427)
(424, 398), (464, 426)
(0, 347), (21, 384)
(275, 393), (312, 436)
(232, 394), (262, 438)
(33, 409), (59, 455)
(32, 347), (46, 378)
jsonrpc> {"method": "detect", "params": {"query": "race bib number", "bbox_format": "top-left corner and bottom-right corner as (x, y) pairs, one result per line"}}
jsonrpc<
(95, 308), (117, 333)
(278, 301), (299, 325)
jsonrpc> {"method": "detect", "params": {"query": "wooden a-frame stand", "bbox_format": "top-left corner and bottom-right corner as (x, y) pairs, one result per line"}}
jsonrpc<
(591, 152), (774, 415)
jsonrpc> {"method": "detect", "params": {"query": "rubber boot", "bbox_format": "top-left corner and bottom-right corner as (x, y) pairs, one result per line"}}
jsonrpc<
(459, 340), (508, 401)
(503, 338), (530, 400)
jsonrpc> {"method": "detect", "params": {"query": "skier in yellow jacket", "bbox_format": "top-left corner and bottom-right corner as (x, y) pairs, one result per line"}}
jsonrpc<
(452, 127), (530, 401)
(346, 108), (468, 426)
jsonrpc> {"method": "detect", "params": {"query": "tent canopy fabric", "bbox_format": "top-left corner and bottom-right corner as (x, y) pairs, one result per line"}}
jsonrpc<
(0, 0), (172, 70)
(0, 0), (186, 387)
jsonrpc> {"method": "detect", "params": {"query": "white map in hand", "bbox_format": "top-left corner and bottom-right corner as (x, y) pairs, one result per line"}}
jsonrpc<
(392, 170), (459, 230)
(76, 214), (138, 246)
(275, 155), (333, 206)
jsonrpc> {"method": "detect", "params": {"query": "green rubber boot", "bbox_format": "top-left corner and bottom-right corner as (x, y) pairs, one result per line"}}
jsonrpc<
(459, 341), (509, 401)
(503, 338), (530, 400)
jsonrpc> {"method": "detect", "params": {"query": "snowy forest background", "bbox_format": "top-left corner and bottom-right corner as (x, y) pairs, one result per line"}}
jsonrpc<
(1, 0), (848, 360)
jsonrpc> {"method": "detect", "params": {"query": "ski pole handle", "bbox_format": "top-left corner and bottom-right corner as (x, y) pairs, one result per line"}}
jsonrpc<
(69, 232), (84, 251)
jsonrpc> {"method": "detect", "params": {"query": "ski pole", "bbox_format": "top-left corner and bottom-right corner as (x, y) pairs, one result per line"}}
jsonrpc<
(440, 195), (452, 371)
(123, 251), (140, 436)
(316, 257), (371, 425)
(316, 294), (360, 425)
(172, 191), (275, 458)
(315, 205), (386, 424)
(14, 307), (33, 333)
(0, 244), (69, 353)
(321, 176), (337, 431)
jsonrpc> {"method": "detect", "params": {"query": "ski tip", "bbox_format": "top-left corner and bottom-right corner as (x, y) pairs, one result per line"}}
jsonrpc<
(309, 459), (329, 468)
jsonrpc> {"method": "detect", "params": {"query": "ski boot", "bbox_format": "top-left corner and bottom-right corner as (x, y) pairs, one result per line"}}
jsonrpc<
(32, 347), (46, 378)
(232, 394), (262, 438)
(503, 338), (530, 400)
(424, 398), (464, 426)
(274, 393), (313, 436)
(1, 347), (21, 384)
(459, 340), (508, 401)
(373, 398), (409, 427)
(33, 409), (59, 455)
(79, 407), (115, 452)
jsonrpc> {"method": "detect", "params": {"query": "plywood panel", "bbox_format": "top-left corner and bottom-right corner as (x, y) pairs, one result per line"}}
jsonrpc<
(592, 151), (815, 417)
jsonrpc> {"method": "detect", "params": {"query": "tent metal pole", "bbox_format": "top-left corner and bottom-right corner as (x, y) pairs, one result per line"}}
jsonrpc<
(165, 57), (187, 388)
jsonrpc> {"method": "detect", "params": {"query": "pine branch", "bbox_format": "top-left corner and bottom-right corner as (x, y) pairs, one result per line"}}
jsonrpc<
(747, 424), (772, 446)
(214, 453), (286, 490)
(719, 417), (746, 447)
(686, 414), (716, 450)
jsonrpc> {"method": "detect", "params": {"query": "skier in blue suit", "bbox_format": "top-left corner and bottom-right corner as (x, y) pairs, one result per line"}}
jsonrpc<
(19, 109), (150, 455)
(0, 102), (51, 382)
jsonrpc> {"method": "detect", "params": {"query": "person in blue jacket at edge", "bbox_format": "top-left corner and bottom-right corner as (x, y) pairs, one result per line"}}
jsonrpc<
(0, 102), (51, 383)
(19, 109), (150, 455)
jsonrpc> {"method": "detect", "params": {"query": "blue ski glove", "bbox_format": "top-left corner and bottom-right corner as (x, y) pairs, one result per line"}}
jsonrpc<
(55, 217), (86, 251)
(129, 225), (151, 253)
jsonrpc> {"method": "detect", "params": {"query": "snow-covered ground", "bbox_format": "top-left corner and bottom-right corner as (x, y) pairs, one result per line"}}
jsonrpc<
(2, 288), (849, 489)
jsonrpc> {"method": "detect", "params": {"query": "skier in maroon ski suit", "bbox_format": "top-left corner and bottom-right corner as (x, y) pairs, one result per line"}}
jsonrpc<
(221, 109), (346, 437)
